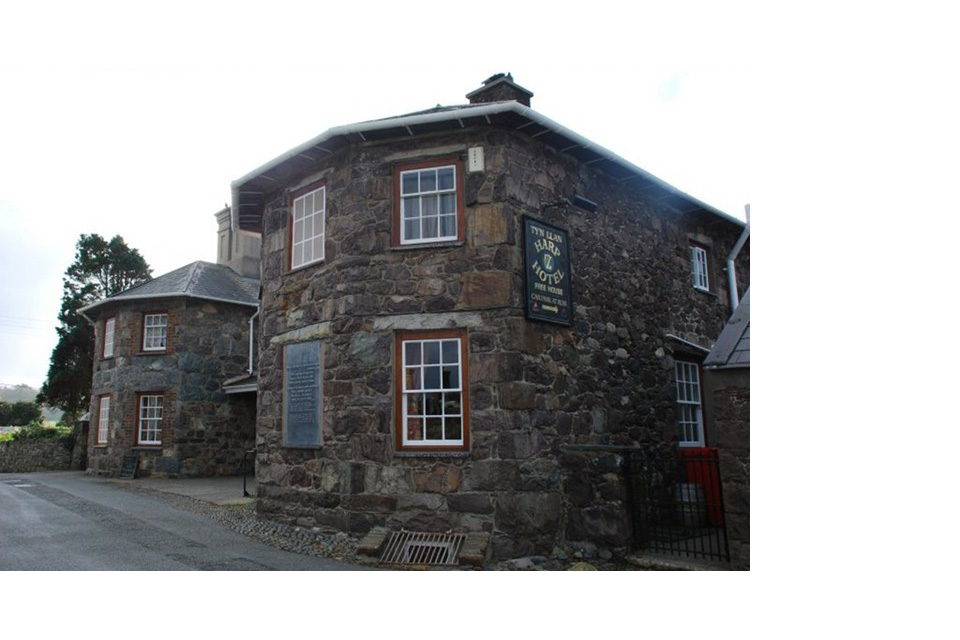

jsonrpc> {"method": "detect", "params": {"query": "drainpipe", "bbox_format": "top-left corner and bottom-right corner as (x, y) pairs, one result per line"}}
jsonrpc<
(726, 204), (751, 311)
(248, 308), (260, 375)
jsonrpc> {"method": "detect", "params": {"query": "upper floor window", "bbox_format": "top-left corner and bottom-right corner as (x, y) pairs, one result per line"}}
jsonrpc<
(395, 330), (469, 452)
(393, 158), (464, 246)
(142, 313), (167, 351)
(675, 360), (704, 447)
(103, 317), (116, 358)
(291, 185), (326, 270)
(690, 244), (710, 292)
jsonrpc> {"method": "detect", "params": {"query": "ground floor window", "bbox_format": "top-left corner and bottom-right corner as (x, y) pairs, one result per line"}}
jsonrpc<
(137, 394), (163, 446)
(96, 395), (110, 444)
(675, 360), (705, 447)
(395, 329), (469, 452)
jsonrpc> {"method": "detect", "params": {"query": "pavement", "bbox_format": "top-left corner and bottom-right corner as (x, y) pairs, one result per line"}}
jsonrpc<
(103, 473), (257, 506)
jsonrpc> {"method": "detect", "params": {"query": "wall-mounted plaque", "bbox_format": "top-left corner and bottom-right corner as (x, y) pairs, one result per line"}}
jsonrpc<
(523, 216), (573, 325)
(283, 341), (323, 447)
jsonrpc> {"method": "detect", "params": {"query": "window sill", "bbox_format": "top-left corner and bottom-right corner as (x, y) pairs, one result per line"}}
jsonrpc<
(132, 445), (162, 451)
(394, 450), (470, 458)
(390, 240), (465, 252)
(287, 258), (326, 276)
(692, 287), (718, 298)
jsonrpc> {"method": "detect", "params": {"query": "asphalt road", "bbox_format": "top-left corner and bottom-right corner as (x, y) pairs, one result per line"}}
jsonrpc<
(0, 472), (362, 570)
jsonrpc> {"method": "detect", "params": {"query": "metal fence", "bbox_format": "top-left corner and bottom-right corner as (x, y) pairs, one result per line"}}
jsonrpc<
(626, 446), (730, 562)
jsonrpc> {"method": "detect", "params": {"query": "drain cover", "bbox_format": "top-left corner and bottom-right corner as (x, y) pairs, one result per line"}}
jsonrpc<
(380, 531), (467, 566)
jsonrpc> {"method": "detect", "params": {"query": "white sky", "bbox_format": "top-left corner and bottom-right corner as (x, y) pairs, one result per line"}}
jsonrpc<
(4, 0), (960, 627)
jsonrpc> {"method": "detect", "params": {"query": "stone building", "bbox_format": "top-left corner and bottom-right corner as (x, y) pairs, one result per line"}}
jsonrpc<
(81, 212), (261, 477)
(232, 74), (750, 561)
(703, 288), (751, 568)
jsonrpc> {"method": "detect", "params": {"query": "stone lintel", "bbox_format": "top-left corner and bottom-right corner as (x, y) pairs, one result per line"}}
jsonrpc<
(383, 144), (468, 164)
(372, 312), (483, 332)
(269, 321), (332, 345)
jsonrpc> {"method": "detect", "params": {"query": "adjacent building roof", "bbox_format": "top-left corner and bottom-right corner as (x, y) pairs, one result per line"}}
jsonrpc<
(704, 288), (750, 369)
(231, 99), (747, 233)
(80, 261), (259, 317)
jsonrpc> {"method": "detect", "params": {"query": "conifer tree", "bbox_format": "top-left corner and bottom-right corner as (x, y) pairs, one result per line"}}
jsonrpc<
(38, 234), (151, 419)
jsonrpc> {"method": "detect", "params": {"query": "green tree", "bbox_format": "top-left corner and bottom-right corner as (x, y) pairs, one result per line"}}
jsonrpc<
(38, 234), (152, 419)
(0, 400), (43, 426)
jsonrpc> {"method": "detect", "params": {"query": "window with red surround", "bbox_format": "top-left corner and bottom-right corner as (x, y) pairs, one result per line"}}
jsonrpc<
(392, 157), (465, 246)
(141, 313), (167, 352)
(136, 393), (164, 446)
(395, 329), (469, 452)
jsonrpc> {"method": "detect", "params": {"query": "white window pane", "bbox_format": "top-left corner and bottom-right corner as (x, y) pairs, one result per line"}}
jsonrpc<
(441, 340), (458, 364)
(438, 167), (454, 190)
(402, 172), (419, 195)
(294, 219), (304, 243)
(313, 236), (324, 261)
(422, 196), (439, 216)
(403, 197), (420, 219)
(440, 215), (456, 238)
(423, 216), (438, 238)
(420, 169), (437, 192)
(404, 219), (420, 240)
(439, 193), (456, 214)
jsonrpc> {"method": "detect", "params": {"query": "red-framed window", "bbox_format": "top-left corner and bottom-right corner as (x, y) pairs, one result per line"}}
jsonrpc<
(392, 157), (465, 247)
(141, 313), (167, 352)
(395, 329), (469, 452)
(136, 393), (163, 446)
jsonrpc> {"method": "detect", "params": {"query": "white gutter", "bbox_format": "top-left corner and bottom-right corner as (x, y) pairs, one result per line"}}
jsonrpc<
(79, 292), (259, 317)
(231, 102), (747, 229)
(726, 204), (751, 310)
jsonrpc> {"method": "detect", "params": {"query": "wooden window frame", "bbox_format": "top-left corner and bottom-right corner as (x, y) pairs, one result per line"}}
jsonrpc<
(394, 329), (470, 453)
(690, 242), (710, 292)
(675, 360), (705, 447)
(102, 316), (116, 359)
(289, 183), (326, 271)
(392, 157), (465, 247)
(141, 313), (168, 352)
(136, 393), (164, 447)
(95, 394), (111, 445)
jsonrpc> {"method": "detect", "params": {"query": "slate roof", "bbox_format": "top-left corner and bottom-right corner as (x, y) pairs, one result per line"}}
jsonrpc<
(80, 261), (259, 316)
(231, 100), (747, 233)
(704, 288), (750, 370)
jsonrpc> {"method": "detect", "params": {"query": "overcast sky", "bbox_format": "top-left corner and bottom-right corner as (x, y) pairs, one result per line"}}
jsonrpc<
(1, 1), (955, 394)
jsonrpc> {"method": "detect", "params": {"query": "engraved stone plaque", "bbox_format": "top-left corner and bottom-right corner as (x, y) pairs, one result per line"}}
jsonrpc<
(283, 341), (323, 447)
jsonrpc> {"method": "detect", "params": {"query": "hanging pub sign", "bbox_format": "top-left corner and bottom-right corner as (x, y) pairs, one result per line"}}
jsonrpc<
(523, 216), (573, 325)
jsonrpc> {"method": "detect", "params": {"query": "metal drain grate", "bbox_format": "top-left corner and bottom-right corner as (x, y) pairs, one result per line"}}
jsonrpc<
(380, 531), (467, 566)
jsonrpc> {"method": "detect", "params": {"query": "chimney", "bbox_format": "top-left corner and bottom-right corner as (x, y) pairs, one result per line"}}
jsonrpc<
(466, 73), (533, 107)
(215, 206), (261, 279)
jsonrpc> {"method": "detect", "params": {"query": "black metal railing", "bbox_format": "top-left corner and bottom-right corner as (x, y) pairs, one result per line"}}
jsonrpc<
(626, 445), (730, 562)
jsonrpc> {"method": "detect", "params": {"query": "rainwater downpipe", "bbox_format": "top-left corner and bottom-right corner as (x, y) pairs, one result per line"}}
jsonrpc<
(248, 308), (260, 375)
(726, 204), (751, 311)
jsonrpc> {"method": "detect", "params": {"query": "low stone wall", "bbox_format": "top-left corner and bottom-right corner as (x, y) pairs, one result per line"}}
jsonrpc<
(0, 437), (74, 473)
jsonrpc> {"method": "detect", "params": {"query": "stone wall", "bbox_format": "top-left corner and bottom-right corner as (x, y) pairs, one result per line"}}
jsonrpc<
(705, 368), (750, 568)
(0, 437), (74, 473)
(86, 297), (256, 477)
(254, 126), (750, 560)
